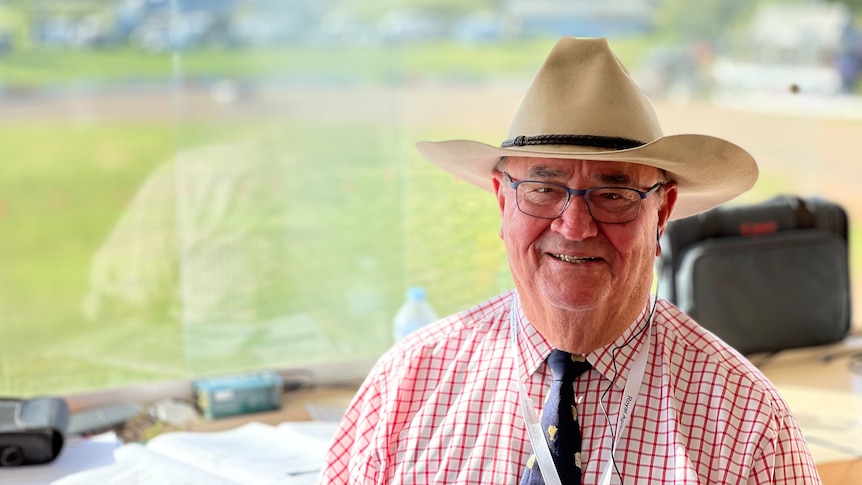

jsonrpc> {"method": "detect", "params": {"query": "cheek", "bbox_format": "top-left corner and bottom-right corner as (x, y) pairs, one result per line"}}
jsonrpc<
(499, 202), (519, 240)
(501, 215), (549, 272)
(631, 235), (660, 283)
(502, 213), (545, 250)
(606, 227), (656, 269)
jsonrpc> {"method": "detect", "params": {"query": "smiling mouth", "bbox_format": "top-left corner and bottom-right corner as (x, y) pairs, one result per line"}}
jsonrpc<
(550, 253), (601, 264)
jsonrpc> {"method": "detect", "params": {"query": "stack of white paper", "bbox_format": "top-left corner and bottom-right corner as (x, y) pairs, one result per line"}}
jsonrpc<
(50, 421), (339, 485)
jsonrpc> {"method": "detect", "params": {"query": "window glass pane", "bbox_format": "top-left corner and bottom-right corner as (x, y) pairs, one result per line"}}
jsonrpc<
(2, 0), (859, 397)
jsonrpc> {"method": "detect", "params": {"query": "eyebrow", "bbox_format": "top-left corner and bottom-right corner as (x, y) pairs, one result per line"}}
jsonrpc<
(593, 172), (635, 186)
(525, 165), (636, 186)
(525, 165), (569, 179)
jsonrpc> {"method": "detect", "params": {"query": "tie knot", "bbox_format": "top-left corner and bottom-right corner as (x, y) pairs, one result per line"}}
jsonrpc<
(547, 350), (592, 382)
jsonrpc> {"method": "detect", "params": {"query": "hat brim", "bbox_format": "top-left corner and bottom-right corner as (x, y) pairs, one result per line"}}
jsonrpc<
(416, 133), (758, 220)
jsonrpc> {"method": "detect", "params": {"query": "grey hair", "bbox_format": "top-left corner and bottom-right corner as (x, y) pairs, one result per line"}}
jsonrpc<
(493, 157), (508, 173)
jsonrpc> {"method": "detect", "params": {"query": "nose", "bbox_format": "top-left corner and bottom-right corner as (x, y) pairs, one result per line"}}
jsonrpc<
(549, 195), (598, 240)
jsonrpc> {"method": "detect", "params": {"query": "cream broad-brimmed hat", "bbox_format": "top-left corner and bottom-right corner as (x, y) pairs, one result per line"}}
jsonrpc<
(415, 37), (758, 220)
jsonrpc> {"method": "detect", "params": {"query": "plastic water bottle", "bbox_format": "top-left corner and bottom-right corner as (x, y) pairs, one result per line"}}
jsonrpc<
(392, 286), (439, 342)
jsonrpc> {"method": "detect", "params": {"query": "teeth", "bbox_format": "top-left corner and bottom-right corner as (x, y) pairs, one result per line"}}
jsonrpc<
(552, 254), (597, 264)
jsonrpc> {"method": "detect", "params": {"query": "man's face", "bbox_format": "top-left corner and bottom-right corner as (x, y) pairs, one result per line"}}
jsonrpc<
(492, 156), (677, 318)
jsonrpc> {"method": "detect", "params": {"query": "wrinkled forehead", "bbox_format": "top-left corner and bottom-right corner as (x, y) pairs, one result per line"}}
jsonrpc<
(498, 156), (664, 184)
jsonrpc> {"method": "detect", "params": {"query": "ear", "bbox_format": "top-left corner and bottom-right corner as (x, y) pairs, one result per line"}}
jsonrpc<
(656, 182), (678, 234)
(655, 182), (678, 257)
(491, 171), (506, 213)
(492, 171), (507, 240)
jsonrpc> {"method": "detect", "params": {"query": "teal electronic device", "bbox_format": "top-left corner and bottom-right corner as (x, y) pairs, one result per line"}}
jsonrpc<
(193, 371), (283, 420)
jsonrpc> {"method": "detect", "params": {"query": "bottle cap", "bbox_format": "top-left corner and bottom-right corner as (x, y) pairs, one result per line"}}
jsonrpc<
(406, 286), (427, 301)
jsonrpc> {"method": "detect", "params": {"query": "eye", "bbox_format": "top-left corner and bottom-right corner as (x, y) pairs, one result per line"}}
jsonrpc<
(520, 182), (563, 194)
(518, 181), (567, 205)
(590, 188), (639, 206)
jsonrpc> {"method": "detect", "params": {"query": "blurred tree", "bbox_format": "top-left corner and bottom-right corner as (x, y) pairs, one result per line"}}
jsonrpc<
(0, 0), (32, 50)
(331, 0), (492, 21)
(831, 0), (862, 15)
(655, 0), (755, 43)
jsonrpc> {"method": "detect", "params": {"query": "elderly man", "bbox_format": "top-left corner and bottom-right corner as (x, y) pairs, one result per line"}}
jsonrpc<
(320, 37), (820, 484)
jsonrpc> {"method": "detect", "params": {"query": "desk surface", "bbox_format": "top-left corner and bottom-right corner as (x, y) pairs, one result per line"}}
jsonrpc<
(157, 336), (862, 483)
(755, 335), (862, 393)
(188, 385), (357, 433)
(817, 459), (862, 485)
(756, 335), (862, 484)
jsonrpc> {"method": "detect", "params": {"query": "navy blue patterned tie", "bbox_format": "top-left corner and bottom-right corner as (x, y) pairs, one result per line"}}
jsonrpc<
(521, 350), (592, 484)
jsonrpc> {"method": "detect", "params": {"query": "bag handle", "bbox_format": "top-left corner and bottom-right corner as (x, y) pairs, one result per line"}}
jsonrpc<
(790, 196), (815, 230)
(698, 195), (815, 240)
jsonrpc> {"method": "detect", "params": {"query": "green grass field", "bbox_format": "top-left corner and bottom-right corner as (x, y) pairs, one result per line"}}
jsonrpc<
(0, 38), (654, 87)
(0, 39), (592, 396)
(2, 37), (859, 397)
(0, 111), (510, 396)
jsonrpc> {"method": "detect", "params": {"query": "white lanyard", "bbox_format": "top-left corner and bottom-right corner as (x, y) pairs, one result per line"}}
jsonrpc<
(509, 297), (652, 485)
(510, 300), (563, 485)
(597, 310), (650, 485)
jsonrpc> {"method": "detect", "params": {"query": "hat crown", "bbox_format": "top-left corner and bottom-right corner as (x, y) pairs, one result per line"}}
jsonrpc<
(508, 37), (663, 145)
(414, 36), (758, 220)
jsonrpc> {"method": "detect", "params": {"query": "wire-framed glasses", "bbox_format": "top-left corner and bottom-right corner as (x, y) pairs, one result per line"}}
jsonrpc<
(502, 172), (664, 224)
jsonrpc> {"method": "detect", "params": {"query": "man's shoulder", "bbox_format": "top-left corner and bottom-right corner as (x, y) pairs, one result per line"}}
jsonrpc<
(653, 298), (744, 358)
(652, 298), (784, 402)
(375, 290), (516, 368)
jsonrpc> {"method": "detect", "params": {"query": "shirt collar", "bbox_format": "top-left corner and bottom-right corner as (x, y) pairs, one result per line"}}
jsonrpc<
(586, 301), (653, 392)
(511, 293), (653, 389)
(510, 296), (553, 381)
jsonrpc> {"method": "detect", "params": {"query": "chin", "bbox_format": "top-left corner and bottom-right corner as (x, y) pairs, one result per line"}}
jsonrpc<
(541, 284), (603, 312)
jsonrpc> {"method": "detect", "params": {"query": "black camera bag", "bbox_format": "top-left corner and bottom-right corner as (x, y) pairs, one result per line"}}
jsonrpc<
(0, 397), (69, 466)
(656, 195), (850, 355)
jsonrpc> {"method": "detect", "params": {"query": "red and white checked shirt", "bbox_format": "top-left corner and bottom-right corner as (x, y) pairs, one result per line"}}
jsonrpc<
(319, 290), (821, 484)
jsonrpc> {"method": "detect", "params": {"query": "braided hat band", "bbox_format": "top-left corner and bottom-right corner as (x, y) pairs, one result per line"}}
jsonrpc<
(416, 37), (758, 220)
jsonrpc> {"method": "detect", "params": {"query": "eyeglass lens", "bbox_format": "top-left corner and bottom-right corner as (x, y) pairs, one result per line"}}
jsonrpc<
(515, 181), (643, 223)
